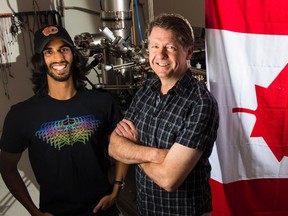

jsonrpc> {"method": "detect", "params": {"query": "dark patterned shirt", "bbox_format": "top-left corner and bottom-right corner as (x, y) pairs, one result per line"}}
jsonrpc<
(125, 69), (219, 216)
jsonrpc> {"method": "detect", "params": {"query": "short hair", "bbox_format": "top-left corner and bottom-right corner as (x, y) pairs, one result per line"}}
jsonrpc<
(146, 13), (194, 49)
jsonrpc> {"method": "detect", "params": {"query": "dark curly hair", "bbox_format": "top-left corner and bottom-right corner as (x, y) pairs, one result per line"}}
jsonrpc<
(31, 45), (88, 96)
(146, 13), (194, 50)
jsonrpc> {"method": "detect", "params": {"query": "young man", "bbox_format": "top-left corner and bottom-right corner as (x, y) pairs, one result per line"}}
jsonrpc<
(109, 14), (219, 216)
(0, 25), (127, 216)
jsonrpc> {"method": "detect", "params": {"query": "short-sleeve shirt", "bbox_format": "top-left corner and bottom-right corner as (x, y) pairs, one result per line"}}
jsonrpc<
(0, 89), (123, 215)
(125, 69), (219, 216)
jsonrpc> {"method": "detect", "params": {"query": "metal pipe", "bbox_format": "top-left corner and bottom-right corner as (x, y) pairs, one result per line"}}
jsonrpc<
(148, 0), (154, 22)
(63, 6), (101, 16)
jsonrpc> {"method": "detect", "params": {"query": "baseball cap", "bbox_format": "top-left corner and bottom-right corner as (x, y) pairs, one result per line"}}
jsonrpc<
(34, 25), (74, 54)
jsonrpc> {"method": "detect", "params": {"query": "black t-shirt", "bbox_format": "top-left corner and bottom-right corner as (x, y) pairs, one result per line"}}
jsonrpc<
(0, 89), (123, 215)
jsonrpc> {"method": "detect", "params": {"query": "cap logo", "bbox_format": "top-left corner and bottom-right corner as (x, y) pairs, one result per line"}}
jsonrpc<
(42, 26), (59, 36)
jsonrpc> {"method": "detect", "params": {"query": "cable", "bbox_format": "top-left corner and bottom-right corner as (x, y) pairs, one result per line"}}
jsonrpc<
(92, 67), (101, 84)
(135, 0), (143, 41)
(131, 0), (137, 45)
(32, 0), (41, 30)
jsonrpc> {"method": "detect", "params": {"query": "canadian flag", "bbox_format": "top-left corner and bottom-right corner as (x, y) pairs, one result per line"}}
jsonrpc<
(205, 0), (288, 215)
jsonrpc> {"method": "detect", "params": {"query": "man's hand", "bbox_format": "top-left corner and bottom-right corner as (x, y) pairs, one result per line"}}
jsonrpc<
(31, 211), (54, 216)
(109, 119), (168, 164)
(115, 119), (139, 143)
(93, 194), (116, 213)
(40, 212), (54, 216)
(115, 119), (168, 164)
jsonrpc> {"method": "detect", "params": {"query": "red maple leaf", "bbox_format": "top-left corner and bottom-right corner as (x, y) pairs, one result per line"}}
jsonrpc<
(232, 64), (288, 161)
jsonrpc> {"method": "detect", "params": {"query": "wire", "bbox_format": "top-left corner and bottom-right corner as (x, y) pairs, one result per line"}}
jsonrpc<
(6, 0), (16, 14)
(135, 0), (143, 41)
(131, 0), (137, 45)
(32, 0), (41, 30)
(100, 0), (103, 11)
(92, 67), (101, 84)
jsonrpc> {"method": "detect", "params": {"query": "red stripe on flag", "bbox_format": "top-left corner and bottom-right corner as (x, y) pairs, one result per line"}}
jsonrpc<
(210, 178), (288, 216)
(205, 0), (288, 35)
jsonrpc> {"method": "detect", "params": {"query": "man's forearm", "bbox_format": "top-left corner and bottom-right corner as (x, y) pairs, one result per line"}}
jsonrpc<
(109, 131), (165, 164)
(139, 160), (181, 192)
(1, 169), (40, 215)
(139, 144), (203, 192)
(111, 161), (129, 197)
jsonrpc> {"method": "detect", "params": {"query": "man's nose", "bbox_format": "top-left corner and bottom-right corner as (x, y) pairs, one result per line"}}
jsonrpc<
(157, 47), (168, 58)
(53, 51), (65, 61)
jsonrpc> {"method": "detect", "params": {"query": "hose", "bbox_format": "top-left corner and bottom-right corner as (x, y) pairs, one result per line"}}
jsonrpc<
(135, 0), (143, 41)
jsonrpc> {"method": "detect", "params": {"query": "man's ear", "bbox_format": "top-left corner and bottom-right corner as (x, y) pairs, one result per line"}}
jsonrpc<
(186, 47), (194, 60)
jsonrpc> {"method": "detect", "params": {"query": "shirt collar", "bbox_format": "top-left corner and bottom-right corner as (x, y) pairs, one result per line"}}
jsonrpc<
(173, 69), (194, 94)
(149, 69), (193, 95)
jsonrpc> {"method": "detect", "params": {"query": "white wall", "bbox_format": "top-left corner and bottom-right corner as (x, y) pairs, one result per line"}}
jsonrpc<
(0, 1), (37, 214)
(0, 1), (204, 215)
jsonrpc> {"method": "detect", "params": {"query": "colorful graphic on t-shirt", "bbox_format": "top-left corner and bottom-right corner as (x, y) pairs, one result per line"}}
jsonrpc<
(35, 114), (99, 150)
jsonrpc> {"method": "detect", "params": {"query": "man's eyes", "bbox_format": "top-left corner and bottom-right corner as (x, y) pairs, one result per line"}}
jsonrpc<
(43, 50), (53, 56)
(166, 45), (177, 50)
(150, 45), (158, 49)
(60, 47), (71, 53)
(43, 47), (71, 56)
(149, 45), (177, 51)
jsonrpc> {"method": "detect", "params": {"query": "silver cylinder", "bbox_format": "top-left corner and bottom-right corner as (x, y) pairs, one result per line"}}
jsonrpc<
(101, 0), (130, 11)
(100, 0), (133, 86)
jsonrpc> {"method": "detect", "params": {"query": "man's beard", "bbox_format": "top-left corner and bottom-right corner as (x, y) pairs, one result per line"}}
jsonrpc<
(47, 71), (71, 81)
(47, 65), (72, 82)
